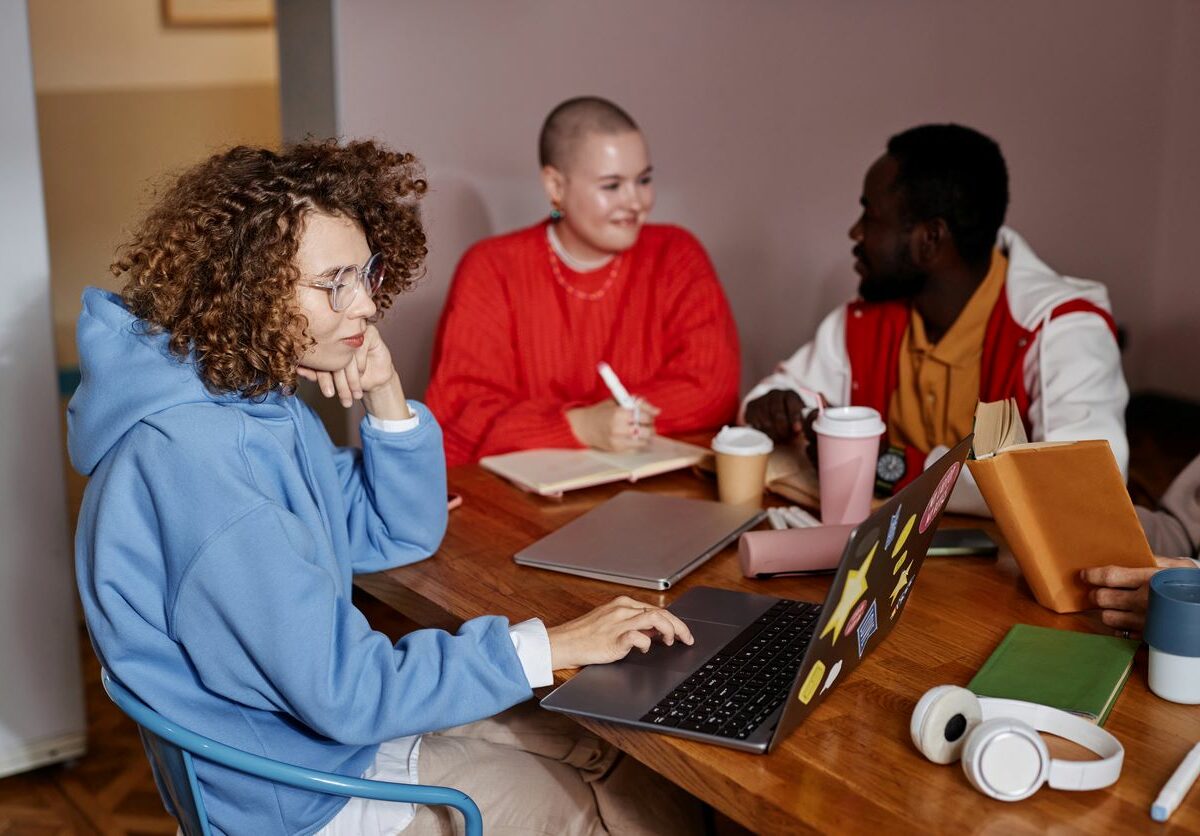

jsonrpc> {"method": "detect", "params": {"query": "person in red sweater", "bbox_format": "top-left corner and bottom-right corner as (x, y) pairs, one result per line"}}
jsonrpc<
(426, 96), (740, 467)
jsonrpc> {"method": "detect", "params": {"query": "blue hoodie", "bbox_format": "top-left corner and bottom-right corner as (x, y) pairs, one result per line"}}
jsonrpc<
(69, 289), (533, 835)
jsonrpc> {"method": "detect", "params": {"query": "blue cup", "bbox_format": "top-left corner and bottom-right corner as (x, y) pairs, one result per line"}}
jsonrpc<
(1144, 568), (1200, 704)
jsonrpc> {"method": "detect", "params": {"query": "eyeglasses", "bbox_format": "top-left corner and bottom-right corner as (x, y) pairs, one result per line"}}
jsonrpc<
(300, 253), (385, 312)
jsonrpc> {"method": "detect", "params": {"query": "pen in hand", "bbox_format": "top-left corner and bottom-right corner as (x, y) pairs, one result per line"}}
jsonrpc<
(597, 362), (643, 439)
(597, 362), (636, 409)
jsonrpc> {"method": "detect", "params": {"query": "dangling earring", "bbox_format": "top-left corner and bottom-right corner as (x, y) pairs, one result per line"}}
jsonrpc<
(549, 203), (563, 221)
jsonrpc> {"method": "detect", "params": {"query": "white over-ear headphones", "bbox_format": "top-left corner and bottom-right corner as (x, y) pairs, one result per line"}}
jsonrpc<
(910, 685), (1124, 801)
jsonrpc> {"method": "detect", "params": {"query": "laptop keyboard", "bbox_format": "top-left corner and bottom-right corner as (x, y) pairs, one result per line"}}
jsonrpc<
(640, 598), (821, 740)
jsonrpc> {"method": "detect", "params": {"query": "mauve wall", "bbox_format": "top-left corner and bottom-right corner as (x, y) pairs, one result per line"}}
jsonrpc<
(1146, 4), (1200, 398)
(284, 1), (1200, 402)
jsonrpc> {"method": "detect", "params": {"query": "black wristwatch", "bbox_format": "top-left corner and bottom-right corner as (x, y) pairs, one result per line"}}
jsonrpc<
(875, 446), (907, 496)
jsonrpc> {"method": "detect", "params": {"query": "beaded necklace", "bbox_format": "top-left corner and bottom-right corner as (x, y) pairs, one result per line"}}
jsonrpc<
(546, 237), (624, 302)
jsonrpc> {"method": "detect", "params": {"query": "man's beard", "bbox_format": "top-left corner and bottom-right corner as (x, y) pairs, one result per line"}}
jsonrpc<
(858, 270), (927, 302)
(857, 246), (927, 303)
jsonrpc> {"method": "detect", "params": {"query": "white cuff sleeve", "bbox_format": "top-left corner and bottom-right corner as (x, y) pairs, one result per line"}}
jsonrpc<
(508, 618), (553, 688)
(366, 405), (421, 433)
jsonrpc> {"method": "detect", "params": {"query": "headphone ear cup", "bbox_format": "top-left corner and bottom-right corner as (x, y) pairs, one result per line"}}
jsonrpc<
(911, 685), (958, 751)
(960, 718), (1049, 801)
(911, 685), (982, 765)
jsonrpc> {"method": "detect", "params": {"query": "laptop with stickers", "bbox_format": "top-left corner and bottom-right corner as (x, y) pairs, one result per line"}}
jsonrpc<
(541, 437), (971, 753)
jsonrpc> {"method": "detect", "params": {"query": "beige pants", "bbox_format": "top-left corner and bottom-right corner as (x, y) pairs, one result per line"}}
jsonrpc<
(328, 700), (704, 836)
(409, 701), (704, 835)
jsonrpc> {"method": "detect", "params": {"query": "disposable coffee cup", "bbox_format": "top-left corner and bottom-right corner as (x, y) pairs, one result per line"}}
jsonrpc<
(712, 426), (773, 507)
(812, 406), (885, 525)
(1145, 567), (1200, 704)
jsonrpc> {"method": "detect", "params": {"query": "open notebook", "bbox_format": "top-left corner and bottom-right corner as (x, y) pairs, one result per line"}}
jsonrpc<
(762, 442), (820, 506)
(480, 437), (710, 496)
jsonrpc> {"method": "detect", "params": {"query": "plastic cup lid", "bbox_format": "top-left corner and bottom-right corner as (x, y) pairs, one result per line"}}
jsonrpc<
(712, 425), (774, 456)
(812, 406), (886, 438)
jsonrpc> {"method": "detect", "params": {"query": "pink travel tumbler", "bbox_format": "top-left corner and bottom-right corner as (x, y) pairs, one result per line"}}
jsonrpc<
(813, 406), (885, 525)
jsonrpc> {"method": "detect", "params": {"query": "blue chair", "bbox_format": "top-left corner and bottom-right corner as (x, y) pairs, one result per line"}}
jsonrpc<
(101, 669), (482, 836)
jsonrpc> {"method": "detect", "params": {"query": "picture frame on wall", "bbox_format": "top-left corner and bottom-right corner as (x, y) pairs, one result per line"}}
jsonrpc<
(162, 0), (274, 27)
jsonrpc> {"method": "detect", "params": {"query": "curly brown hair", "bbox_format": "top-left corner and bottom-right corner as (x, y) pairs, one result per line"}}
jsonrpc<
(114, 139), (427, 398)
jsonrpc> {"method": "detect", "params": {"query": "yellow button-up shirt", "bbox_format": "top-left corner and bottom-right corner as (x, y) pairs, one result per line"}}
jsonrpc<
(887, 250), (1008, 453)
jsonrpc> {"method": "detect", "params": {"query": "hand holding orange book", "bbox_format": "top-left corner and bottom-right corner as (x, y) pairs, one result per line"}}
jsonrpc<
(966, 399), (1154, 613)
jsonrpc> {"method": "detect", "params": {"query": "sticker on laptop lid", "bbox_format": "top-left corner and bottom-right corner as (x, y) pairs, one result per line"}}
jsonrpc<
(855, 599), (879, 657)
(892, 513), (916, 557)
(798, 660), (826, 704)
(819, 541), (877, 645)
(890, 577), (914, 620)
(920, 462), (961, 533)
(820, 659), (843, 694)
(843, 599), (869, 637)
(890, 565), (911, 605)
(885, 506), (901, 550)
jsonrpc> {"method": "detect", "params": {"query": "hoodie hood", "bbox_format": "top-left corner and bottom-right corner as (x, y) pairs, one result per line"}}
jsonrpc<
(67, 288), (287, 475)
(997, 227), (1114, 328)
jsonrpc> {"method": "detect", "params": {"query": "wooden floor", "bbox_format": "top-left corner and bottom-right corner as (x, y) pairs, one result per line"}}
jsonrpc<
(1, 392), (1194, 835)
(0, 636), (176, 836)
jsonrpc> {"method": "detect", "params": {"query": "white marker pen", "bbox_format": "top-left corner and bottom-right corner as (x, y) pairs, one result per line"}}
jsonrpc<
(1152, 741), (1200, 822)
(598, 361), (643, 438)
(597, 362), (636, 409)
(782, 506), (821, 529)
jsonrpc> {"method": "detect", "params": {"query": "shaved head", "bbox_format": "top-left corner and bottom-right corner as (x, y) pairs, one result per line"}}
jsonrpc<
(538, 96), (640, 170)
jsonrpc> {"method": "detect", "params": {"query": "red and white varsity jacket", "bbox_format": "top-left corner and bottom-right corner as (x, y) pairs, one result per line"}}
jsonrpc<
(743, 228), (1130, 516)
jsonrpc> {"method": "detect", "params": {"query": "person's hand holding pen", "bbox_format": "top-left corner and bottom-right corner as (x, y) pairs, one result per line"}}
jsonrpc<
(565, 363), (661, 452)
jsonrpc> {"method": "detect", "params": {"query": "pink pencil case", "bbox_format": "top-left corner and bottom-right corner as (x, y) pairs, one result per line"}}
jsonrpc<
(738, 525), (855, 578)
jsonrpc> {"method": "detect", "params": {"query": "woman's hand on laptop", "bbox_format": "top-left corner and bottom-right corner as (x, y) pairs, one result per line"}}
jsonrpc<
(1080, 556), (1198, 632)
(548, 596), (694, 670)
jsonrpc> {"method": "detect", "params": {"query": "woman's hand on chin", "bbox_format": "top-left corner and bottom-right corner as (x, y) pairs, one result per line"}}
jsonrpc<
(297, 325), (411, 419)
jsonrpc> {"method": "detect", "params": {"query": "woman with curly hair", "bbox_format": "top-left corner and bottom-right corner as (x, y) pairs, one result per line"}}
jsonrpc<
(425, 96), (741, 466)
(69, 140), (701, 835)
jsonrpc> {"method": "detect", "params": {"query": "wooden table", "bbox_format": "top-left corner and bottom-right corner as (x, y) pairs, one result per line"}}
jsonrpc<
(356, 466), (1200, 835)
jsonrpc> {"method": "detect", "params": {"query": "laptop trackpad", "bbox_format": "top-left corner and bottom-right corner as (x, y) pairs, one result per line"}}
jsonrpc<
(616, 618), (741, 673)
(543, 619), (742, 720)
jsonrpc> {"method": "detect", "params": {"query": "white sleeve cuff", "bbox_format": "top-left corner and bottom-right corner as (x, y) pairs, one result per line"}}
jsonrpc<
(366, 404), (421, 433)
(508, 618), (553, 688)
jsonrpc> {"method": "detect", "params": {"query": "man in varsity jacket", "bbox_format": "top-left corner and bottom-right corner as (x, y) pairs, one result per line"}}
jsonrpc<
(743, 124), (1129, 516)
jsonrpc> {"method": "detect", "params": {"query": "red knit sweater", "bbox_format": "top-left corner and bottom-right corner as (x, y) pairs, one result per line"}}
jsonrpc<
(426, 221), (741, 467)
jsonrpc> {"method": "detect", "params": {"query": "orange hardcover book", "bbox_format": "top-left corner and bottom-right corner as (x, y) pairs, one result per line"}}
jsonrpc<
(966, 399), (1155, 613)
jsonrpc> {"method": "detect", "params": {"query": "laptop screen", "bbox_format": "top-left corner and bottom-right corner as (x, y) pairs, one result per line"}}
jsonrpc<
(768, 436), (972, 749)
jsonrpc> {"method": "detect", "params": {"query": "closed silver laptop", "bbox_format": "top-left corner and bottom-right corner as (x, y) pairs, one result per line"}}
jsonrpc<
(513, 491), (765, 590)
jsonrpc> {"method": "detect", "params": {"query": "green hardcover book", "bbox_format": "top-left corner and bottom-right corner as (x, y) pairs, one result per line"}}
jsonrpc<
(967, 624), (1139, 726)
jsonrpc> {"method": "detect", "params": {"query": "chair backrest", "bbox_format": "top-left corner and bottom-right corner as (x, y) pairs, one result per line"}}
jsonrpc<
(102, 672), (211, 835)
(100, 669), (482, 836)
(135, 726), (212, 836)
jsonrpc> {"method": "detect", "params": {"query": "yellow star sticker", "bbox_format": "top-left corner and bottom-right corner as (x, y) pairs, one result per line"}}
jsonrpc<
(892, 549), (908, 574)
(819, 542), (876, 645)
(890, 565), (911, 604)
